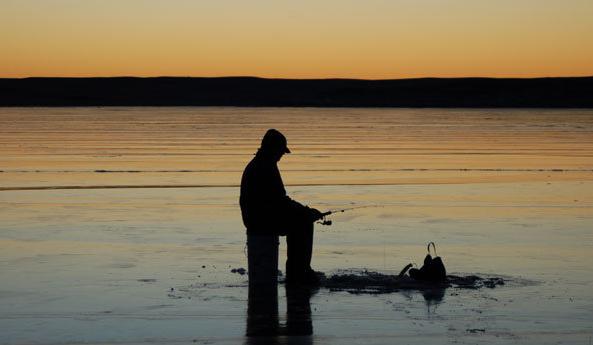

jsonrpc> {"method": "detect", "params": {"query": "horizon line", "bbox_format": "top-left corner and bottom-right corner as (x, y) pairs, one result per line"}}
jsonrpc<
(3, 75), (593, 81)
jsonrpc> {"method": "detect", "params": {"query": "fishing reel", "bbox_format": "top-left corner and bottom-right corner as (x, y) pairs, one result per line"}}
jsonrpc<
(317, 216), (333, 226)
(316, 211), (334, 226)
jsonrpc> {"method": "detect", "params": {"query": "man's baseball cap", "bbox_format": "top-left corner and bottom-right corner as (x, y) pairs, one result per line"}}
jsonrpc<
(261, 129), (291, 154)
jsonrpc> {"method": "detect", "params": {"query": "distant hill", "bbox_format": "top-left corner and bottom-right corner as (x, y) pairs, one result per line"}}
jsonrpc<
(0, 76), (592, 107)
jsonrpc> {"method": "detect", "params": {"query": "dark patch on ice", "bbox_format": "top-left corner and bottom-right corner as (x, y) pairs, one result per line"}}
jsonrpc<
(231, 267), (247, 275)
(467, 328), (486, 333)
(167, 287), (184, 299)
(320, 269), (508, 294)
(137, 278), (157, 283)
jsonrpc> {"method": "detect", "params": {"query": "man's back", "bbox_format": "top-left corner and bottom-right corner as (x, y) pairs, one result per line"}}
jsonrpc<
(241, 152), (286, 234)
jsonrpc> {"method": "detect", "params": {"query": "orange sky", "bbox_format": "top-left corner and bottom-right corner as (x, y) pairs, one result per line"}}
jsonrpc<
(1, 0), (592, 79)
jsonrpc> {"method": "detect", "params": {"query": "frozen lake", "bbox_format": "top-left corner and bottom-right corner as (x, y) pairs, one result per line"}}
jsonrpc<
(1, 107), (592, 344)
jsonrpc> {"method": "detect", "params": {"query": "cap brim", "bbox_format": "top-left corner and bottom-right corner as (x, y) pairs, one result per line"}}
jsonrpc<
(284, 147), (291, 154)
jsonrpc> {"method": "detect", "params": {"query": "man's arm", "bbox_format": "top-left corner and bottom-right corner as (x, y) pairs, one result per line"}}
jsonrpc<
(269, 162), (323, 222)
(280, 195), (323, 222)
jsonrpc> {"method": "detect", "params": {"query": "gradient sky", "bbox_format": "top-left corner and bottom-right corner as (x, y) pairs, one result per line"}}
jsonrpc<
(1, 0), (592, 79)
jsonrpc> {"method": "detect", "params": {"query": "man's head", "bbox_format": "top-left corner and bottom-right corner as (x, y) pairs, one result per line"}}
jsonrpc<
(260, 129), (290, 161)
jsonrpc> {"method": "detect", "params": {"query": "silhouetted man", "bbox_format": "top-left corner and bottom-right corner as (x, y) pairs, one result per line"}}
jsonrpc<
(240, 129), (323, 285)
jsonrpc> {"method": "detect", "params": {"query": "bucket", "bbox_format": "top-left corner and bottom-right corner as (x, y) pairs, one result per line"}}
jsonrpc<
(247, 235), (279, 286)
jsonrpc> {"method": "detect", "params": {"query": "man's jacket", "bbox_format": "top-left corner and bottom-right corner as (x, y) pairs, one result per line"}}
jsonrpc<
(240, 151), (310, 235)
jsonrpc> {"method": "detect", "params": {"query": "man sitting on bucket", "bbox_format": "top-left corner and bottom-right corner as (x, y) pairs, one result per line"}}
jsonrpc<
(240, 129), (324, 285)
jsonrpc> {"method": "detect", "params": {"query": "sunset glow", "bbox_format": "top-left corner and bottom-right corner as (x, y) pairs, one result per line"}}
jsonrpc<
(1, 0), (592, 78)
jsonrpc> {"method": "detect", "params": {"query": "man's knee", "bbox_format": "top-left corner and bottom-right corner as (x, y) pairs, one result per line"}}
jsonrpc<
(287, 221), (313, 237)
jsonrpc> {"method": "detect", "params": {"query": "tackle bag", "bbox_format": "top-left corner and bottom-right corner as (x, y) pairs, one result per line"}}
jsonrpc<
(408, 242), (447, 282)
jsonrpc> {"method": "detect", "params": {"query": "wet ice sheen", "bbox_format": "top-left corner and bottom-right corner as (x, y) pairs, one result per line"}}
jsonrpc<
(0, 107), (592, 344)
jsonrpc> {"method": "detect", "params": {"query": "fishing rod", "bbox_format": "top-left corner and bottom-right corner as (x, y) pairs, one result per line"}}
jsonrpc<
(316, 205), (381, 226)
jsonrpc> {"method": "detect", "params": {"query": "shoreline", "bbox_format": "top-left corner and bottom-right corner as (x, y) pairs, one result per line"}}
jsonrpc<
(2, 76), (592, 107)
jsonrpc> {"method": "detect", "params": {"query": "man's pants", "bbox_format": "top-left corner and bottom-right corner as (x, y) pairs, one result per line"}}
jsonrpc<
(286, 221), (314, 277)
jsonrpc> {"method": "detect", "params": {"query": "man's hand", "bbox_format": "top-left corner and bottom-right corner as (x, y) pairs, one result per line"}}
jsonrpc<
(308, 207), (323, 222)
